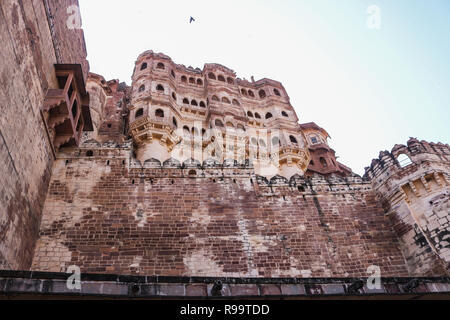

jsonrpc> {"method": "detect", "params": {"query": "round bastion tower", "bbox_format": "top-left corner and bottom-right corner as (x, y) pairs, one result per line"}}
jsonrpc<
(128, 50), (310, 179)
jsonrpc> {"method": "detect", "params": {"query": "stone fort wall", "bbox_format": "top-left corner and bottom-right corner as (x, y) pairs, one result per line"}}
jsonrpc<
(31, 142), (410, 278)
(0, 0), (88, 270)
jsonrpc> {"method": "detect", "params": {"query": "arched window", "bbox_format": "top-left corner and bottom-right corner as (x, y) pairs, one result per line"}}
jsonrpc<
(183, 126), (190, 136)
(191, 100), (198, 106)
(282, 111), (289, 117)
(222, 97), (231, 104)
(138, 85), (145, 92)
(247, 111), (254, 118)
(251, 137), (258, 145)
(173, 117), (178, 128)
(248, 90), (255, 97)
(265, 113), (273, 120)
(259, 139), (267, 148)
(215, 119), (224, 127)
(226, 122), (234, 128)
(232, 99), (240, 106)
(397, 154), (413, 168)
(156, 62), (165, 70)
(272, 137), (280, 146)
(86, 150), (94, 157)
(172, 92), (177, 100)
(218, 75), (226, 82)
(227, 77), (234, 84)
(189, 77), (195, 84)
(310, 135), (319, 144)
(135, 108), (144, 118)
(320, 157), (328, 168)
(155, 109), (164, 118)
(290, 136), (298, 144)
(171, 70), (175, 78)
(274, 88), (281, 96)
(199, 101), (206, 108)
(310, 160), (315, 166)
(259, 90), (266, 99)
(208, 73), (216, 80)
(255, 113), (261, 119)
(156, 84), (164, 92)
(140, 63), (147, 71)
(181, 76), (187, 83)
(192, 127), (199, 136)
(237, 124), (245, 132)
(197, 79), (203, 86)
(241, 89), (248, 96)
(183, 98), (190, 104)
(212, 95), (219, 102)
(188, 169), (197, 176)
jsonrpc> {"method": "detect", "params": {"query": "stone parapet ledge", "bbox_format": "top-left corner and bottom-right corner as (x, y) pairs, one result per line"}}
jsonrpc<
(1, 271), (450, 299)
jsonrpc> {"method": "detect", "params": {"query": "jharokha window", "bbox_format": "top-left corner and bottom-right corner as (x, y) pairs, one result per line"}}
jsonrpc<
(135, 108), (144, 118)
(290, 136), (298, 144)
(42, 64), (92, 153)
(259, 90), (266, 99)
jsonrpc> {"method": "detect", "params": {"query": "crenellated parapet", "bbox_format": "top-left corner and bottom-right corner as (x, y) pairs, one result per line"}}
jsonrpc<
(365, 138), (450, 276)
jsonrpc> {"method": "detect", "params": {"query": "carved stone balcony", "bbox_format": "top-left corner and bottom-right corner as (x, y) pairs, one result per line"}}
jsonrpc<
(41, 64), (93, 155)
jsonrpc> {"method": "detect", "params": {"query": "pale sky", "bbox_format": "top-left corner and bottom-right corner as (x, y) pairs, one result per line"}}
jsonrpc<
(79, 0), (450, 175)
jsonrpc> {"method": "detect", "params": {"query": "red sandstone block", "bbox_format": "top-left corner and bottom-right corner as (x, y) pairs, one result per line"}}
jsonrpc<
(260, 284), (281, 296)
(159, 284), (185, 296)
(186, 284), (207, 297)
(280, 284), (306, 296)
(229, 285), (259, 297)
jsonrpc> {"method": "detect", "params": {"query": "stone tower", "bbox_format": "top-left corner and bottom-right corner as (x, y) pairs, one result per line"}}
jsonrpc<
(365, 138), (450, 275)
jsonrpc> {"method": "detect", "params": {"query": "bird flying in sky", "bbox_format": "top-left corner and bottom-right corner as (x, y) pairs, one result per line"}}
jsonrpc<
(190, 16), (195, 23)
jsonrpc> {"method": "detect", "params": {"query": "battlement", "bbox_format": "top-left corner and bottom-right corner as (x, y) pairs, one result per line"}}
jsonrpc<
(364, 138), (450, 276)
(30, 142), (408, 278)
(364, 138), (450, 181)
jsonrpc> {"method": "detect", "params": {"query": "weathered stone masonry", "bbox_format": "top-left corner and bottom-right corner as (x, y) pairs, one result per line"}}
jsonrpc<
(365, 138), (450, 276)
(0, 0), (90, 270)
(31, 143), (409, 278)
(1, 1), (449, 299)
